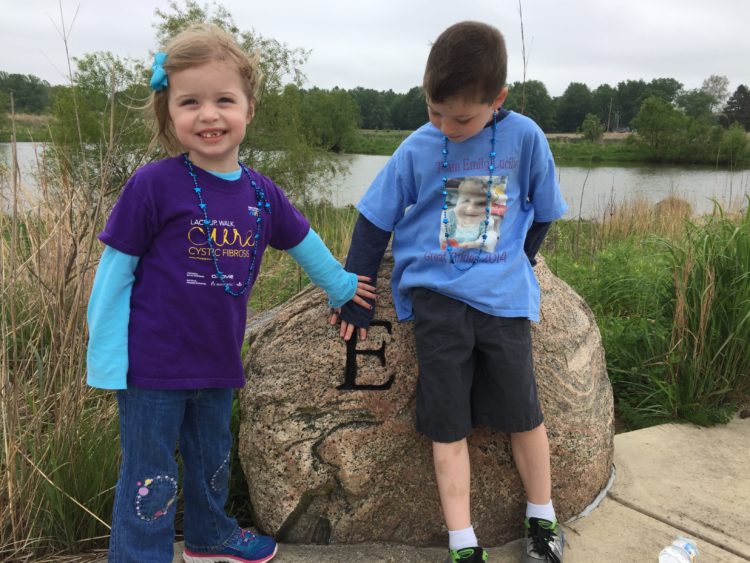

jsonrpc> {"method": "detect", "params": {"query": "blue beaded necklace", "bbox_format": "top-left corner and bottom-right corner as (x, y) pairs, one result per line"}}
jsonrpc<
(440, 110), (498, 271)
(183, 153), (270, 297)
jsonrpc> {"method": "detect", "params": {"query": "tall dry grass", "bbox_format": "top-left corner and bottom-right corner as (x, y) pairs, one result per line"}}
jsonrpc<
(1, 106), (121, 560)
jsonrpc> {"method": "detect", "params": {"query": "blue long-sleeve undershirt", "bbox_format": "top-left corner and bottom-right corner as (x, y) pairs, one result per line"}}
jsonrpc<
(86, 245), (138, 390)
(286, 229), (357, 307)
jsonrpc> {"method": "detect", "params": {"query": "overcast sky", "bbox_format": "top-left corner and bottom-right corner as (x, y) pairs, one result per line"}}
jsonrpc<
(2, 0), (748, 98)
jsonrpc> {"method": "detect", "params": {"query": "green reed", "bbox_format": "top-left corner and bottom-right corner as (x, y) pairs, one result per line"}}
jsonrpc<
(545, 197), (750, 428)
(659, 203), (750, 423)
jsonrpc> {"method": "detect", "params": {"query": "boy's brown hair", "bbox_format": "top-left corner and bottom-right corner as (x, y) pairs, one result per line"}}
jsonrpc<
(423, 21), (507, 104)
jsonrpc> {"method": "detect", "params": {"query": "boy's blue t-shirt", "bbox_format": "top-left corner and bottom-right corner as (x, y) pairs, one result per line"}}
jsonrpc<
(357, 111), (567, 322)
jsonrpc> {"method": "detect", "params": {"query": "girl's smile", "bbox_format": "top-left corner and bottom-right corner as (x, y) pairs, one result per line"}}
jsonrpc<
(167, 61), (253, 172)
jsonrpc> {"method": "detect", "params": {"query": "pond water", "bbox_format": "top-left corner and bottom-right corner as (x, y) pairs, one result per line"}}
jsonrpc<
(3, 143), (749, 219)
(0, 142), (44, 199)
(329, 154), (750, 219)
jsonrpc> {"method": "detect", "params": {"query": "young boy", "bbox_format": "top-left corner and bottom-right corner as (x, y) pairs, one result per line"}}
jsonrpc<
(332, 21), (567, 563)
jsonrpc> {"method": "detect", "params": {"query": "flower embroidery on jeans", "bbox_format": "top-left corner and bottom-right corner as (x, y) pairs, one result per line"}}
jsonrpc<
(134, 475), (178, 521)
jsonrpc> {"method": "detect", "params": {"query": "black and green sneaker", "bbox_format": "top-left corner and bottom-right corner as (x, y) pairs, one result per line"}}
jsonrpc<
(447, 546), (488, 562)
(522, 517), (564, 562)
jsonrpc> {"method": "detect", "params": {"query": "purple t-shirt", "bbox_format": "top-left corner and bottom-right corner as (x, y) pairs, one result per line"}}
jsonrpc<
(100, 156), (310, 389)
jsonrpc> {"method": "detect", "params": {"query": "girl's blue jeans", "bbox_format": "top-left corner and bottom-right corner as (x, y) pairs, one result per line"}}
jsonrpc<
(108, 386), (239, 562)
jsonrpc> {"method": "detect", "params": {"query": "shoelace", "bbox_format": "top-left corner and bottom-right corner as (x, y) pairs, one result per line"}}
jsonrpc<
(529, 523), (561, 563)
(235, 529), (257, 545)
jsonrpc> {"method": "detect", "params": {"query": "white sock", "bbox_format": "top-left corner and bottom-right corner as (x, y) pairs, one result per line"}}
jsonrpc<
(526, 500), (556, 522)
(448, 526), (478, 550)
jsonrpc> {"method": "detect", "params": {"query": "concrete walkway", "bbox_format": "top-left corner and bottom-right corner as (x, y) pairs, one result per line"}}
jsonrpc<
(160, 415), (749, 562)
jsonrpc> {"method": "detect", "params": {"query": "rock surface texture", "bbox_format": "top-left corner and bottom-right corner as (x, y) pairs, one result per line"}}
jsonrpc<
(239, 254), (614, 546)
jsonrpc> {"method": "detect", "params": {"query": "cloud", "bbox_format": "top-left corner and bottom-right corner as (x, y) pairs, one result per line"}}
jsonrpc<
(2, 0), (748, 96)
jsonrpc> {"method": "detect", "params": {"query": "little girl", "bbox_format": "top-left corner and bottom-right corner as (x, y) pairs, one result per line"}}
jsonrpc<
(86, 24), (375, 563)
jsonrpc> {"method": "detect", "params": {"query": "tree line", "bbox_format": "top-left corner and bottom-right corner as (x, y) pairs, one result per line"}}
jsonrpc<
(3, 67), (750, 137)
(506, 75), (750, 133)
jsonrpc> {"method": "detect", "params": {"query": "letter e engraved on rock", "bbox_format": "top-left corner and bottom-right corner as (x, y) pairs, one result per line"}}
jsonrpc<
(338, 320), (395, 391)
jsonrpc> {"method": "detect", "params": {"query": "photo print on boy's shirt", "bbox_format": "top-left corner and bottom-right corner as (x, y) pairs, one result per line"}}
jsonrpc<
(439, 175), (508, 253)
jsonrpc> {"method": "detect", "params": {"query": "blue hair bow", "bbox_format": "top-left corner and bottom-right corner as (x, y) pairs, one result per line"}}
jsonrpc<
(150, 52), (168, 91)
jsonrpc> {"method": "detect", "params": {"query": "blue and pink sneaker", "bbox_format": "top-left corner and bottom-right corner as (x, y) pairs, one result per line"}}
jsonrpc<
(183, 528), (277, 563)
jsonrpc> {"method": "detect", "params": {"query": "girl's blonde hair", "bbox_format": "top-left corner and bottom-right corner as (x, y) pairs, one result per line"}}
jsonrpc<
(147, 23), (262, 155)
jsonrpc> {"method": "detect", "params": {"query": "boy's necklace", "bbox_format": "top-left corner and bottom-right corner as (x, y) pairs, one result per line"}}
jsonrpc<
(182, 153), (271, 297)
(440, 111), (498, 271)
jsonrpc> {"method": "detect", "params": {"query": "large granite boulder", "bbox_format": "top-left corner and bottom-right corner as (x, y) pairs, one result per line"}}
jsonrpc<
(238, 254), (614, 546)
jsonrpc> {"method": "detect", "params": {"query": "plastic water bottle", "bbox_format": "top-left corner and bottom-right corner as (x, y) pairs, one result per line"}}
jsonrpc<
(658, 536), (700, 562)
